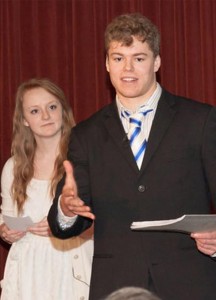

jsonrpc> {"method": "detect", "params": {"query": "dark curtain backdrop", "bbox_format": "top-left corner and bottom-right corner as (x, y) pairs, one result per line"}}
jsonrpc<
(0, 0), (216, 283)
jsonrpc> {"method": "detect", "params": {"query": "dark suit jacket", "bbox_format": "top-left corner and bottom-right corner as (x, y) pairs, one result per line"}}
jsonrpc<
(48, 89), (216, 300)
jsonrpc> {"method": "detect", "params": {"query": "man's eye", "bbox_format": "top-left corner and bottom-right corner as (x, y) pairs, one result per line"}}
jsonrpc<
(136, 57), (144, 62)
(114, 57), (122, 62)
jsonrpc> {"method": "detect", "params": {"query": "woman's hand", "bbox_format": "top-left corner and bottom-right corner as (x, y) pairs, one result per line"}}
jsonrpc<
(28, 217), (52, 237)
(0, 223), (26, 244)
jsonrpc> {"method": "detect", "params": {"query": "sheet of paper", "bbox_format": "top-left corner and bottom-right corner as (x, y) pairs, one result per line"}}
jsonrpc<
(3, 215), (34, 231)
(131, 214), (216, 233)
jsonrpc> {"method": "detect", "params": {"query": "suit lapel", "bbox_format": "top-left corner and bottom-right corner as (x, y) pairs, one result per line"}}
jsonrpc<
(103, 91), (178, 175)
(140, 91), (178, 172)
(103, 102), (140, 174)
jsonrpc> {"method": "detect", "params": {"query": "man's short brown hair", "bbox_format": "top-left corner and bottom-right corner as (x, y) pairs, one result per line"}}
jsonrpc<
(105, 13), (160, 57)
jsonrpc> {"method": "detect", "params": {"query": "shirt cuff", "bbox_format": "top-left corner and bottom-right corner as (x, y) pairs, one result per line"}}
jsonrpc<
(57, 195), (77, 230)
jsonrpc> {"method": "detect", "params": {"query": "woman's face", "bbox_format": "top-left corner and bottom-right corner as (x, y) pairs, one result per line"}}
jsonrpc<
(22, 87), (63, 140)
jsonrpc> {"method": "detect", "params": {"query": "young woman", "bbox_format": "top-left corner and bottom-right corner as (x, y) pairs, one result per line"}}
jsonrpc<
(0, 78), (93, 300)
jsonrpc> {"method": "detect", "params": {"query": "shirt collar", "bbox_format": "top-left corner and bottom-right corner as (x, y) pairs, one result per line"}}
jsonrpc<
(116, 83), (162, 117)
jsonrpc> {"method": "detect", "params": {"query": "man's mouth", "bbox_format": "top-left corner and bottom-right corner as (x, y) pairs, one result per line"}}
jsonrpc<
(121, 77), (137, 82)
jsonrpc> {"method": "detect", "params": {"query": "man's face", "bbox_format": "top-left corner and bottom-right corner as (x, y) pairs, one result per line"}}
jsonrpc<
(106, 36), (161, 108)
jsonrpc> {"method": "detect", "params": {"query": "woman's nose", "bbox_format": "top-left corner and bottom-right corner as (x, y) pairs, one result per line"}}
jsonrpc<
(41, 109), (50, 119)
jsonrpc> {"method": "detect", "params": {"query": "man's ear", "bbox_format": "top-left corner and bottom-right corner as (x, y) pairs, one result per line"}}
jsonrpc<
(154, 55), (161, 72)
(106, 55), (110, 72)
(23, 119), (29, 127)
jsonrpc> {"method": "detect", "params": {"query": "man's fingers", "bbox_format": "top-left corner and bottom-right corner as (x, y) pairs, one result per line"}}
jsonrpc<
(191, 231), (216, 239)
(73, 211), (95, 220)
(62, 160), (95, 220)
(63, 160), (77, 195)
(63, 160), (74, 185)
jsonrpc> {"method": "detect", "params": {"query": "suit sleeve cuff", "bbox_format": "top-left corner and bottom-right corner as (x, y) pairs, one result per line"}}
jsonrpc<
(57, 195), (77, 230)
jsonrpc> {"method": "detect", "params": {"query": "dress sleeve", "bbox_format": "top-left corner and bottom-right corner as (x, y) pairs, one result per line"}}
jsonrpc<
(0, 158), (17, 224)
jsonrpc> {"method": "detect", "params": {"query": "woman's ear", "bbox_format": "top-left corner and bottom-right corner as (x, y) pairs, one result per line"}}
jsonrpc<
(23, 119), (29, 127)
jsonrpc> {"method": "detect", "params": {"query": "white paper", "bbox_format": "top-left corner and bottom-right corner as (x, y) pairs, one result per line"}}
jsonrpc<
(3, 215), (34, 231)
(131, 214), (216, 233)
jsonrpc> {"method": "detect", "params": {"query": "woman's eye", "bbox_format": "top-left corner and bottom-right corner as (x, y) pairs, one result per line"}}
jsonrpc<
(30, 109), (39, 114)
(49, 104), (57, 110)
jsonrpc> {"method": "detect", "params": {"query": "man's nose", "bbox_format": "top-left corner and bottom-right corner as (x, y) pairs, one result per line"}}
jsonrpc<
(124, 58), (134, 71)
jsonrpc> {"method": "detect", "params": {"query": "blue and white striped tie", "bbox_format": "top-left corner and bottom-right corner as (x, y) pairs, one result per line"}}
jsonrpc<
(122, 109), (153, 169)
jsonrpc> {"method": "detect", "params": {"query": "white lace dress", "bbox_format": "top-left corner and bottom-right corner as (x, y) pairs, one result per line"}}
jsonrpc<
(0, 157), (93, 300)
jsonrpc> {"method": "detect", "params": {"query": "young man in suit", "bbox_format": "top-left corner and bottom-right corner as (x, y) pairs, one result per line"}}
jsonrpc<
(104, 286), (161, 300)
(48, 13), (216, 300)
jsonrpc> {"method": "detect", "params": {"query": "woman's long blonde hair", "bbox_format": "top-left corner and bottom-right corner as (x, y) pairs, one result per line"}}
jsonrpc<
(11, 78), (75, 213)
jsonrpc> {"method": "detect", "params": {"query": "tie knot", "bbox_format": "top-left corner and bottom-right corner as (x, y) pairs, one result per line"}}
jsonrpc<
(121, 108), (153, 128)
(129, 112), (143, 128)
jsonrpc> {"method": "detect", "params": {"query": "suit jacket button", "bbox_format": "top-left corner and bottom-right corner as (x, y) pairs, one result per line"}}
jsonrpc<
(138, 185), (145, 192)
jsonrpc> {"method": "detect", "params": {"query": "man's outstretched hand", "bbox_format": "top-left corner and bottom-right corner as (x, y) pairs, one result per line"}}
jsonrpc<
(60, 160), (95, 220)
